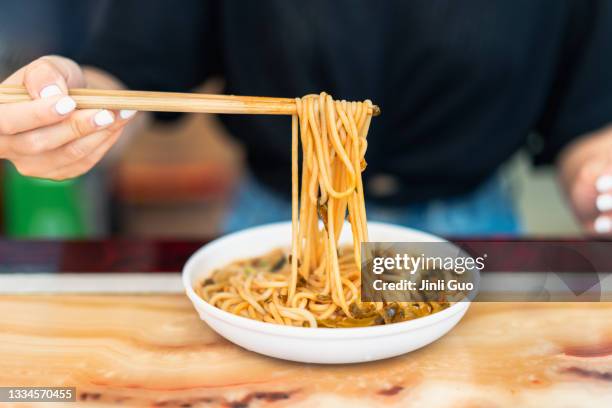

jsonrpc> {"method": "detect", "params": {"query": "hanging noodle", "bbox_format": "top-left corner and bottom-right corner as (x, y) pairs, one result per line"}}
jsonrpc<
(196, 92), (450, 328)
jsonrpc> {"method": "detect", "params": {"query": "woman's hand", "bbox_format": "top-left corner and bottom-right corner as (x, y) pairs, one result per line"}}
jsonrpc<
(559, 125), (612, 235)
(0, 55), (136, 180)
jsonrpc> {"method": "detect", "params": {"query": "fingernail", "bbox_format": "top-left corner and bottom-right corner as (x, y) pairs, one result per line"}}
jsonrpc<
(594, 216), (612, 234)
(55, 96), (76, 115)
(94, 110), (115, 127)
(119, 110), (137, 119)
(40, 84), (62, 98)
(596, 194), (612, 212)
(596, 175), (612, 193)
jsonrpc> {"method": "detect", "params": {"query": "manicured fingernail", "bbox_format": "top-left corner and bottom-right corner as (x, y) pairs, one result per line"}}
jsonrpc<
(596, 194), (612, 212)
(94, 110), (115, 127)
(40, 84), (62, 98)
(119, 110), (137, 119)
(596, 175), (612, 193)
(594, 216), (612, 233)
(55, 96), (76, 115)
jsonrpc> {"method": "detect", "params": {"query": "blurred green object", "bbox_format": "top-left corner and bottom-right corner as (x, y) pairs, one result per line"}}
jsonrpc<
(3, 162), (91, 238)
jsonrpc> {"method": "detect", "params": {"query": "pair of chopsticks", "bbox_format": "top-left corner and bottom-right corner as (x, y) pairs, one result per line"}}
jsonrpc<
(0, 85), (380, 117)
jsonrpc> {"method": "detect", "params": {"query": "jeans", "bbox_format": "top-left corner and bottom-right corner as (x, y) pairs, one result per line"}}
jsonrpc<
(223, 174), (521, 236)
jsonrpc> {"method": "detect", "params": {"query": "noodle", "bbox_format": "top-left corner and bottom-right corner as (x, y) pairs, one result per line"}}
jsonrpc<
(196, 92), (449, 327)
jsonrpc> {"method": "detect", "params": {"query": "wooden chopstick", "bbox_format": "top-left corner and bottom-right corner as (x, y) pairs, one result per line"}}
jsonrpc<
(0, 85), (381, 116)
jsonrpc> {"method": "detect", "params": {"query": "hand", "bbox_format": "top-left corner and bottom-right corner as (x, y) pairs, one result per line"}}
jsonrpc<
(560, 127), (612, 235)
(0, 55), (136, 180)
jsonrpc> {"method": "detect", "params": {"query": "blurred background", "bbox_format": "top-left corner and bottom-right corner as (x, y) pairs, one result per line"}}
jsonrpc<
(0, 0), (580, 239)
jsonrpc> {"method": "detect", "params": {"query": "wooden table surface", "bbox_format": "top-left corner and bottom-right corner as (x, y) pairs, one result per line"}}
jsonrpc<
(1, 295), (611, 407)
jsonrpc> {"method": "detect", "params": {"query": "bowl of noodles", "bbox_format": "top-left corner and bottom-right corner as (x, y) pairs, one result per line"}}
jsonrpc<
(183, 221), (470, 364)
(183, 93), (469, 363)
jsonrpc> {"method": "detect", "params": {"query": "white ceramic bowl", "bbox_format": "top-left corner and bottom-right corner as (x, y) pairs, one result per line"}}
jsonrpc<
(183, 222), (470, 364)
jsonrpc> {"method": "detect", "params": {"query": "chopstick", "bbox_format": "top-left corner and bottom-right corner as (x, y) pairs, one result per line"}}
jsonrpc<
(0, 85), (381, 116)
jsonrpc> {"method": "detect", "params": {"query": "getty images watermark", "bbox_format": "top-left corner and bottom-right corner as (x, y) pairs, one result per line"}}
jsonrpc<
(361, 242), (481, 303)
(361, 241), (612, 302)
(370, 251), (482, 291)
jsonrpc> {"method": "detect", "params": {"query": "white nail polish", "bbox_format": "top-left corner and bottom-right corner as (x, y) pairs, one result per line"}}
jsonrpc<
(594, 216), (612, 234)
(40, 85), (62, 98)
(596, 194), (612, 213)
(55, 96), (76, 115)
(94, 110), (115, 127)
(119, 110), (137, 119)
(596, 175), (612, 193)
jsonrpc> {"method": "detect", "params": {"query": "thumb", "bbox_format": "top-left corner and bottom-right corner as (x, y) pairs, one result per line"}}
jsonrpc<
(21, 56), (84, 99)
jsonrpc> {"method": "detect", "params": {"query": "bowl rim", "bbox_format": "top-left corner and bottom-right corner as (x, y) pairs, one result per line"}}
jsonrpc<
(183, 221), (470, 339)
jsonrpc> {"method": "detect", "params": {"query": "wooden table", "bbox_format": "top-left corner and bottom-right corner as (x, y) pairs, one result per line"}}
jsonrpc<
(1, 240), (611, 407)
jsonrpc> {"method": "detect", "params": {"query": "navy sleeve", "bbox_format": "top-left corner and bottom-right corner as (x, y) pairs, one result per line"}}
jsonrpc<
(535, 0), (612, 163)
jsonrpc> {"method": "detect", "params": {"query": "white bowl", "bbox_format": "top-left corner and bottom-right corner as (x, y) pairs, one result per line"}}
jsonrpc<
(183, 222), (470, 364)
